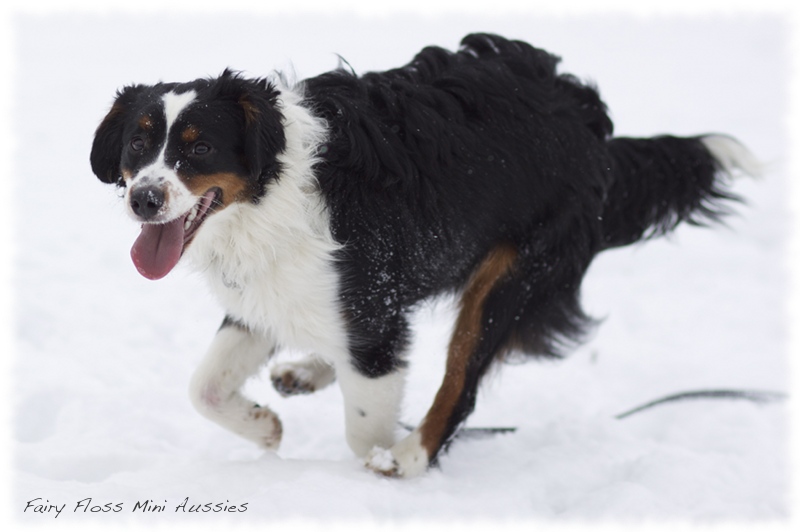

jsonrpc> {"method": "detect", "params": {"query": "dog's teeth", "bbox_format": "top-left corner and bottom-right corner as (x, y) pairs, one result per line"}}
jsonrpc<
(184, 205), (199, 231)
(180, 203), (202, 232)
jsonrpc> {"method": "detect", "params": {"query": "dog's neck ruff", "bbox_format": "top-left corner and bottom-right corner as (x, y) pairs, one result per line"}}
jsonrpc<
(184, 83), (347, 356)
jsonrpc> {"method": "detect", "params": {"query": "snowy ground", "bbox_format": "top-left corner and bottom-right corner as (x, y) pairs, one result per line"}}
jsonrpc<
(7, 7), (792, 530)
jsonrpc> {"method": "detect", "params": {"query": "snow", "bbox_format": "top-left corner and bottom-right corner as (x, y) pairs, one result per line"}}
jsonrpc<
(5, 5), (793, 530)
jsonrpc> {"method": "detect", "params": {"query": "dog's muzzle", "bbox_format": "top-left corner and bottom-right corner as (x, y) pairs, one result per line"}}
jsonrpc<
(130, 185), (165, 221)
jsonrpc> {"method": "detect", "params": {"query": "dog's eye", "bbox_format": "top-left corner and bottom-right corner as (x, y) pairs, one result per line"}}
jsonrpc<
(193, 142), (212, 156)
(129, 137), (145, 152)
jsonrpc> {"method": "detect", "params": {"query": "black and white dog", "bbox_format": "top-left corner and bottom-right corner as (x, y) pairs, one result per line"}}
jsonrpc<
(90, 33), (757, 477)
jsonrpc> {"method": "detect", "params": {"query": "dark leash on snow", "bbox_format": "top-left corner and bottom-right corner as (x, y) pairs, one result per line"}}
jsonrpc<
(398, 421), (518, 440)
(408, 389), (788, 439)
(613, 388), (787, 420)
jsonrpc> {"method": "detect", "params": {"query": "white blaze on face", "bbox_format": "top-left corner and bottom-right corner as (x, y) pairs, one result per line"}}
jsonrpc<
(128, 89), (202, 281)
(163, 90), (197, 133)
(126, 90), (198, 223)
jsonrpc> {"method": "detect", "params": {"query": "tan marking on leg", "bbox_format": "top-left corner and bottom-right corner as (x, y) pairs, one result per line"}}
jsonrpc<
(418, 244), (518, 455)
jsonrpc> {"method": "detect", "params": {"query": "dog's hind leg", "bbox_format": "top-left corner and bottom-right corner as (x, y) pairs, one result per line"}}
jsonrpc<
(189, 315), (282, 449)
(366, 244), (520, 477)
(270, 354), (336, 397)
(366, 230), (596, 477)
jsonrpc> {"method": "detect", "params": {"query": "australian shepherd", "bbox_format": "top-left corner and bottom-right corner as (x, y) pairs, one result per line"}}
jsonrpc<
(90, 33), (757, 477)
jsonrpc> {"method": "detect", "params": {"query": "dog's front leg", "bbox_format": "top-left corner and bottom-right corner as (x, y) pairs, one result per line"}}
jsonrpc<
(335, 362), (407, 459)
(270, 353), (336, 397)
(189, 316), (282, 449)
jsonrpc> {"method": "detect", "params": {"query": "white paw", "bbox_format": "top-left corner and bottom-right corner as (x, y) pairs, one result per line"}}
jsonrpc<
(364, 431), (430, 478)
(270, 358), (335, 397)
(271, 364), (316, 397)
(244, 405), (283, 450)
(365, 446), (401, 477)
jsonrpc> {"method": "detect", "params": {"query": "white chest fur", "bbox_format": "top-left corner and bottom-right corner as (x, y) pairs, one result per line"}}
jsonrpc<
(184, 86), (349, 361)
(198, 200), (346, 358)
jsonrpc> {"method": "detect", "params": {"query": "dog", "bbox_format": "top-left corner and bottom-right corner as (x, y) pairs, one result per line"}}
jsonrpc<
(90, 33), (757, 477)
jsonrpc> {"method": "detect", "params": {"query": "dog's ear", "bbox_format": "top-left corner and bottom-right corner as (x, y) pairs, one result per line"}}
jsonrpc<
(90, 85), (145, 185)
(226, 71), (287, 182)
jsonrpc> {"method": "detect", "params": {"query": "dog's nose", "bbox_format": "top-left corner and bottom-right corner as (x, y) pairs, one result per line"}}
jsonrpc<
(130, 186), (165, 220)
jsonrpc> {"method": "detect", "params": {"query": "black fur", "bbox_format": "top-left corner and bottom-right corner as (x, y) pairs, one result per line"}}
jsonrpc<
(601, 135), (740, 248)
(301, 34), (743, 457)
(304, 34), (736, 377)
(91, 84), (150, 185)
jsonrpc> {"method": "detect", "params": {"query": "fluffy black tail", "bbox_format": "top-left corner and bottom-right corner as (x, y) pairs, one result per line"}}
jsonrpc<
(601, 134), (760, 249)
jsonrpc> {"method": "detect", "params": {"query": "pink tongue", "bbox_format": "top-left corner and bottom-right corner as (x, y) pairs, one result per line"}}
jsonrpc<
(130, 217), (186, 280)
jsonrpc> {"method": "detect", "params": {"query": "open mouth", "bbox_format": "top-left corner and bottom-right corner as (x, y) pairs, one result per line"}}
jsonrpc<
(131, 188), (222, 280)
(182, 187), (221, 245)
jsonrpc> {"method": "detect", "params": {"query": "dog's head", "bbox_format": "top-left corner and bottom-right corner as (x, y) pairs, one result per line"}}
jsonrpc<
(90, 70), (286, 280)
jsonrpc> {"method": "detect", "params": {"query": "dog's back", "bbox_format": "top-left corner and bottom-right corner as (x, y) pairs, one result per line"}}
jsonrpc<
(300, 35), (756, 474)
(304, 34), (617, 350)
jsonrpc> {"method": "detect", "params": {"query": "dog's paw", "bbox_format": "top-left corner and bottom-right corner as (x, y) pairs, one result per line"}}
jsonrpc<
(271, 365), (317, 397)
(364, 432), (430, 478)
(247, 405), (283, 450)
(365, 447), (401, 477)
(270, 358), (335, 397)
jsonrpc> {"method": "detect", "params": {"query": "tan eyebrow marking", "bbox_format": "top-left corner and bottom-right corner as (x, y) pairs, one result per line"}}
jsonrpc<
(181, 125), (200, 143)
(138, 114), (153, 130)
